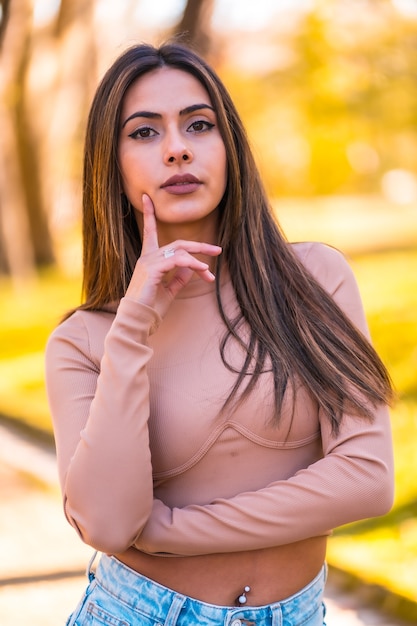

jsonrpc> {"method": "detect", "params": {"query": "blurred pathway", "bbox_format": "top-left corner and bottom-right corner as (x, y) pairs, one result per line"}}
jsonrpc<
(0, 423), (411, 625)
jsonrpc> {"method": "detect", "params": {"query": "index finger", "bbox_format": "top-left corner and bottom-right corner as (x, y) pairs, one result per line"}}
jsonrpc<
(141, 194), (159, 254)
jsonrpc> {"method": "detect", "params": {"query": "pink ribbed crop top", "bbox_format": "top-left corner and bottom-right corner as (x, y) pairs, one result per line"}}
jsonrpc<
(45, 242), (394, 556)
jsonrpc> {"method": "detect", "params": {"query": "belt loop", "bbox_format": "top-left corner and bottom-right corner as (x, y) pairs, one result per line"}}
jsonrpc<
(270, 604), (283, 626)
(86, 550), (98, 582)
(163, 594), (187, 626)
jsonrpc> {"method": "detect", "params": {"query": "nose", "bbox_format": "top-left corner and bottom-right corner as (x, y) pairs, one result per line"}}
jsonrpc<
(163, 130), (193, 165)
(167, 152), (192, 163)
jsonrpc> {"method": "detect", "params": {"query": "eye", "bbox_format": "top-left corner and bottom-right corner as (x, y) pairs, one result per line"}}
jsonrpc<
(128, 126), (158, 139)
(187, 120), (215, 133)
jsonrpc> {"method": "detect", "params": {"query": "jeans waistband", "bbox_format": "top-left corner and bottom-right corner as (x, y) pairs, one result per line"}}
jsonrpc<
(92, 553), (326, 626)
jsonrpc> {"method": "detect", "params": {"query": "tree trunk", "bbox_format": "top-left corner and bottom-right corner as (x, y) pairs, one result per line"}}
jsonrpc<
(16, 60), (56, 267)
(0, 0), (11, 49)
(0, 0), (37, 283)
(173, 0), (215, 58)
(37, 0), (97, 273)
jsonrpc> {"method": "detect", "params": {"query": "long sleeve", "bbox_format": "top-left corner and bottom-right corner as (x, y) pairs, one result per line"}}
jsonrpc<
(136, 403), (393, 555)
(134, 243), (394, 556)
(45, 297), (161, 553)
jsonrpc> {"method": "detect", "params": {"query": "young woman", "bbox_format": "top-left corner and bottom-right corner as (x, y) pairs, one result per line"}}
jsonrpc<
(45, 42), (394, 626)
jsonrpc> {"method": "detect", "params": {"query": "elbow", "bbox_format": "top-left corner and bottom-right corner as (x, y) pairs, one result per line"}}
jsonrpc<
(374, 476), (395, 517)
(64, 497), (152, 554)
(376, 453), (395, 515)
(363, 461), (395, 518)
(80, 525), (139, 554)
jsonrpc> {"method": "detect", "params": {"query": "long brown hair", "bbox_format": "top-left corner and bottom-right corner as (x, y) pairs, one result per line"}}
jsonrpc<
(79, 42), (393, 432)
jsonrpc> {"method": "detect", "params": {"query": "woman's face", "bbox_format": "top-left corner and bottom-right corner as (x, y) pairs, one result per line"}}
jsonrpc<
(118, 67), (227, 238)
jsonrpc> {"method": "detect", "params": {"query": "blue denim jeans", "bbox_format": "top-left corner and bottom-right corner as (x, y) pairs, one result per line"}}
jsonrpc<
(67, 552), (327, 625)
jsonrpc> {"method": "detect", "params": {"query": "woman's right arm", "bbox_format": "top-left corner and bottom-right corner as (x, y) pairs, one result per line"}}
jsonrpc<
(46, 195), (222, 554)
(45, 298), (160, 554)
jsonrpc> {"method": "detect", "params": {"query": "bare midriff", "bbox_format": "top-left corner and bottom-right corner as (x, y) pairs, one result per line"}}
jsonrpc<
(114, 536), (327, 607)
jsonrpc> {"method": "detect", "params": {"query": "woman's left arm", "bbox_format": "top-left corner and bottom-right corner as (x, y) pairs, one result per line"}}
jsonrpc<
(134, 244), (394, 556)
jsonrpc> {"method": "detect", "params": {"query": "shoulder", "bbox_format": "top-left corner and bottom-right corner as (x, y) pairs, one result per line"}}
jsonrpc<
(291, 242), (369, 334)
(291, 241), (349, 275)
(291, 242), (356, 297)
(46, 308), (114, 368)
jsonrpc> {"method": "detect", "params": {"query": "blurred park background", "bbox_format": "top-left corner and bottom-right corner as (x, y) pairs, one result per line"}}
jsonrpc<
(0, 0), (416, 620)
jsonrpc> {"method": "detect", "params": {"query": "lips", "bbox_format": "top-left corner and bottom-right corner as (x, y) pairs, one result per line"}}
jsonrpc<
(161, 174), (202, 195)
(161, 174), (201, 187)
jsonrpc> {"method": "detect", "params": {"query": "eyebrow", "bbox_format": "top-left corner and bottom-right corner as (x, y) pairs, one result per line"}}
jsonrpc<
(121, 103), (215, 128)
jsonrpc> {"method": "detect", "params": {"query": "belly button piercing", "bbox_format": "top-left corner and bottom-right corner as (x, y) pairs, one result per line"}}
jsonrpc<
(235, 585), (251, 606)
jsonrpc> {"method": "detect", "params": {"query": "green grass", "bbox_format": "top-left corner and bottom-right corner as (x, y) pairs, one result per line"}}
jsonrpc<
(326, 249), (417, 605)
(0, 202), (416, 606)
(0, 267), (81, 434)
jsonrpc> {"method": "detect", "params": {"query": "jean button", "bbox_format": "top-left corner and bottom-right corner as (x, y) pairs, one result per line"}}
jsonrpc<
(231, 620), (242, 626)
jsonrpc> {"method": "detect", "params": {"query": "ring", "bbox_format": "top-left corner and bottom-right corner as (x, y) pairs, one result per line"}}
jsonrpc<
(163, 248), (175, 259)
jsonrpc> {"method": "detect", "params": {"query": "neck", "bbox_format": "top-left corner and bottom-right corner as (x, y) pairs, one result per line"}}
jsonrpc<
(157, 213), (219, 248)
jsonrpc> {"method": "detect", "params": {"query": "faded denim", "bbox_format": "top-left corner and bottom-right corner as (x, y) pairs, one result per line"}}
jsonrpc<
(67, 552), (327, 626)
